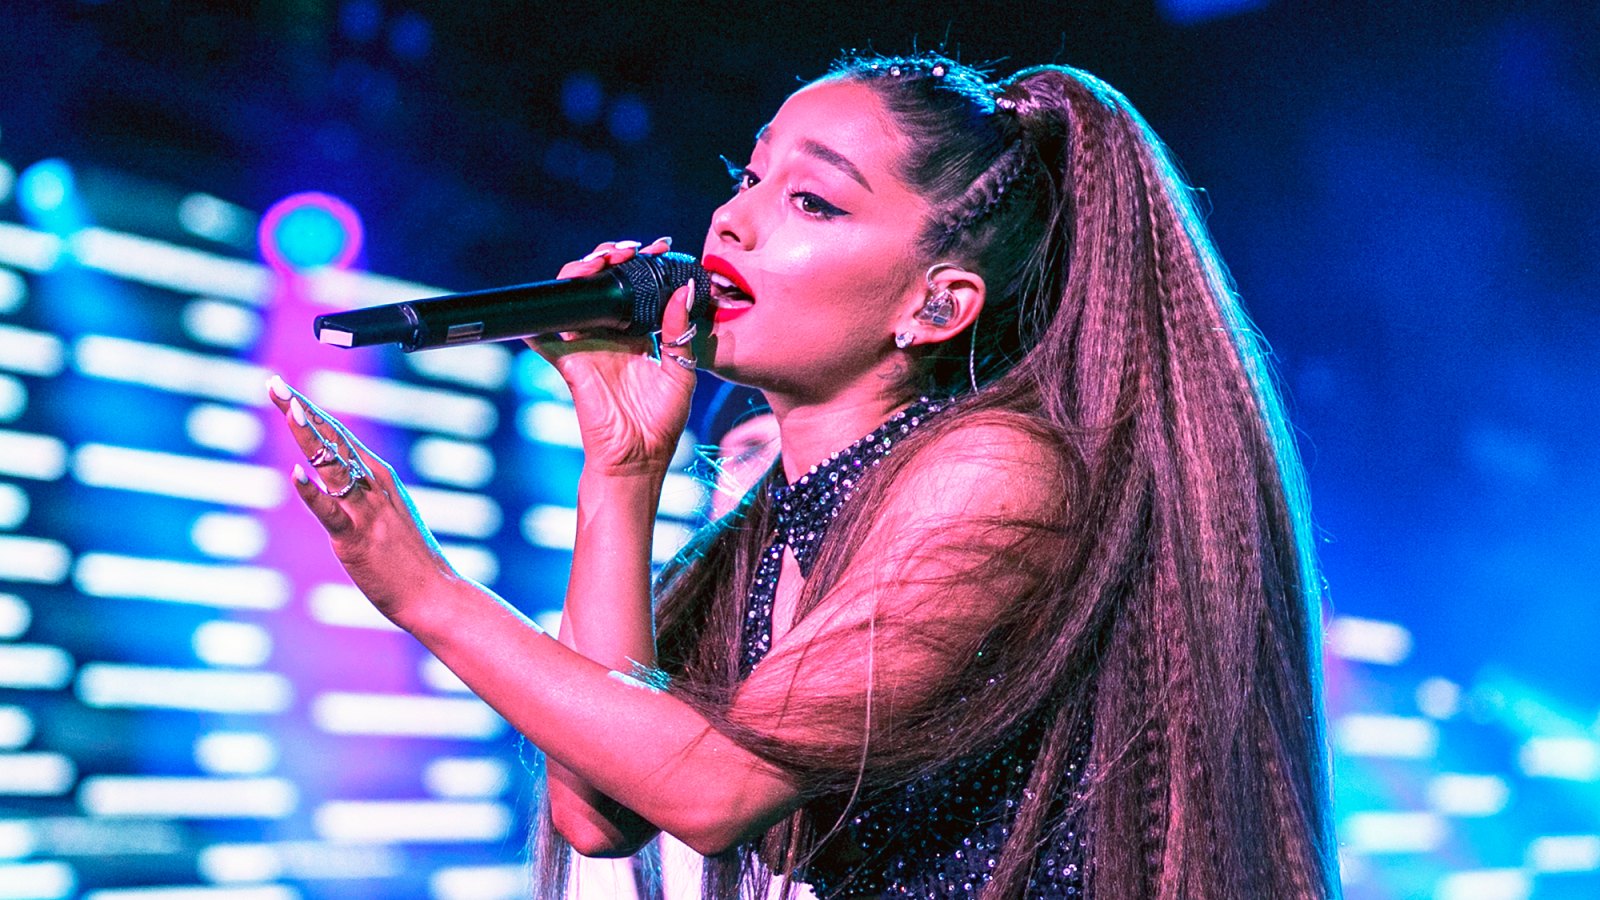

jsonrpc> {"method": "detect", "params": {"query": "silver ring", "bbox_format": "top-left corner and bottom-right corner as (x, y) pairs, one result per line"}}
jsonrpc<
(327, 462), (367, 498)
(663, 322), (697, 348)
(308, 443), (341, 468)
(666, 352), (697, 371)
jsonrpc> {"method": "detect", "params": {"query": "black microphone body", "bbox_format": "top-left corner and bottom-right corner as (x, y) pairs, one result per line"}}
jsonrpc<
(314, 252), (711, 351)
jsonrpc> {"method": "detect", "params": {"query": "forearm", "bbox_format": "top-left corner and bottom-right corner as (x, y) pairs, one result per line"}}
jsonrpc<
(396, 579), (796, 856)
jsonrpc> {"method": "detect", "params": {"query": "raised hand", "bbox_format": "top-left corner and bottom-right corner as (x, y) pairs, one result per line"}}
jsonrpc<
(528, 237), (701, 479)
(267, 374), (455, 625)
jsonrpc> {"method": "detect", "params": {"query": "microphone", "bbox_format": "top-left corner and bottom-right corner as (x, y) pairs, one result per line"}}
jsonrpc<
(313, 252), (712, 352)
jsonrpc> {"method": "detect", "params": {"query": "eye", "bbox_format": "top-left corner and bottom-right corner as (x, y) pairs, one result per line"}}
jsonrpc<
(789, 191), (848, 219)
(721, 155), (759, 194)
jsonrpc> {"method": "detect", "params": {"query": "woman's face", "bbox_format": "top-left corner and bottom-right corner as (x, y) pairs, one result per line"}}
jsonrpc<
(699, 78), (930, 402)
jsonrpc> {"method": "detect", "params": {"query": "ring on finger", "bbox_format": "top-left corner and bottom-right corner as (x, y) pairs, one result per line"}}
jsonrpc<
(308, 442), (342, 468)
(666, 351), (697, 371)
(327, 462), (367, 498)
(663, 322), (697, 348)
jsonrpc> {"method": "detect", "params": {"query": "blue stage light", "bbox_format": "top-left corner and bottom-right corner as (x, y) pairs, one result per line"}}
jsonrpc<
(17, 159), (86, 236)
(258, 192), (364, 272)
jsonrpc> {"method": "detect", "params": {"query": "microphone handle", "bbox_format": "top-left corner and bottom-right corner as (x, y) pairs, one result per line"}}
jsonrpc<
(313, 270), (633, 352)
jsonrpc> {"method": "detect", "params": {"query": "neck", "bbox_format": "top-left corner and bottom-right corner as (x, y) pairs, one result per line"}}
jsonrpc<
(767, 382), (917, 483)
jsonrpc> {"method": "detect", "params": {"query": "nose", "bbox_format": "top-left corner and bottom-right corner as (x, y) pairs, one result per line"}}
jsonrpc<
(709, 190), (757, 252)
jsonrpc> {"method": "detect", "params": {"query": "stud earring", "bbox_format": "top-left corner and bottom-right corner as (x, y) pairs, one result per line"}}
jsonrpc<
(895, 332), (915, 350)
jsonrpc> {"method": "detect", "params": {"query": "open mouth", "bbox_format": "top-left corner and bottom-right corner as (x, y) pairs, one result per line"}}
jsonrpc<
(702, 258), (755, 322)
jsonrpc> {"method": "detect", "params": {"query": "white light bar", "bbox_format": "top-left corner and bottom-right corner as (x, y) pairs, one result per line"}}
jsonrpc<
(521, 504), (576, 550)
(404, 343), (513, 391)
(78, 776), (297, 820)
(517, 401), (582, 448)
(74, 553), (289, 610)
(0, 483), (26, 529)
(194, 732), (278, 776)
(0, 222), (63, 272)
(0, 373), (25, 422)
(0, 537), (70, 585)
(190, 513), (268, 560)
(69, 227), (270, 304)
(0, 268), (22, 315)
(11, 817), (184, 856)
(77, 664), (292, 714)
(192, 621), (273, 667)
(0, 326), (65, 378)
(652, 520), (695, 564)
(0, 429), (67, 480)
(0, 706), (34, 749)
(197, 842), (401, 882)
(1327, 616), (1412, 665)
(177, 193), (255, 247)
(1427, 773), (1509, 817)
(407, 487), (502, 539)
(83, 887), (300, 900)
(423, 758), (510, 799)
(1342, 811), (1444, 854)
(1519, 736), (1600, 781)
(0, 593), (30, 639)
(305, 583), (398, 632)
(305, 370), (497, 439)
(1333, 714), (1438, 759)
(438, 543), (498, 584)
(181, 299), (261, 350)
(74, 335), (269, 406)
(0, 644), (74, 690)
(0, 818), (39, 859)
(72, 444), (283, 508)
(302, 266), (448, 309)
(0, 753), (76, 797)
(0, 860), (75, 900)
(310, 692), (505, 739)
(1527, 834), (1600, 873)
(410, 437), (495, 489)
(1433, 869), (1530, 900)
(430, 865), (527, 900)
(1416, 676), (1461, 720)
(312, 800), (512, 844)
(185, 404), (265, 456)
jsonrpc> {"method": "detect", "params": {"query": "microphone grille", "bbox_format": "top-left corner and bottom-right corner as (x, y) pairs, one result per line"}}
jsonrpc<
(616, 252), (712, 334)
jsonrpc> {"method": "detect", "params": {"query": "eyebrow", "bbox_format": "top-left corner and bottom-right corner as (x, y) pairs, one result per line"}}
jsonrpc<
(755, 126), (874, 193)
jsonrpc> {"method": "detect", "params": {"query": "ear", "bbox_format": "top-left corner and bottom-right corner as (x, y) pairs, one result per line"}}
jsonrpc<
(895, 264), (986, 349)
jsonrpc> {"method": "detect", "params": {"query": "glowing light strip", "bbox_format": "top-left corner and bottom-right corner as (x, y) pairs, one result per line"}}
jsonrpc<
(0, 752), (77, 796)
(72, 444), (283, 509)
(1433, 869), (1530, 900)
(407, 487), (502, 539)
(182, 299), (261, 350)
(78, 776), (297, 820)
(438, 543), (498, 584)
(197, 842), (403, 882)
(404, 343), (512, 391)
(192, 621), (273, 667)
(0, 536), (70, 584)
(652, 520), (695, 564)
(420, 656), (470, 694)
(0, 373), (24, 422)
(1527, 834), (1600, 873)
(422, 758), (510, 799)
(518, 401), (582, 448)
(0, 326), (65, 379)
(0, 817), (38, 858)
(8, 817), (183, 857)
(69, 227), (269, 304)
(74, 335), (269, 406)
(304, 370), (497, 439)
(0, 429), (67, 480)
(306, 583), (398, 632)
(0, 860), (75, 899)
(74, 553), (289, 610)
(409, 437), (495, 489)
(1333, 714), (1438, 759)
(1342, 811), (1444, 854)
(302, 267), (447, 309)
(312, 800), (511, 844)
(0, 483), (27, 529)
(185, 404), (265, 456)
(1426, 773), (1509, 817)
(429, 865), (527, 900)
(0, 222), (63, 271)
(194, 733), (278, 776)
(521, 504), (576, 550)
(310, 692), (505, 739)
(83, 886), (300, 900)
(0, 706), (34, 749)
(76, 664), (293, 714)
(190, 512), (268, 560)
(1, 751), (71, 803)
(0, 644), (74, 690)
(1519, 736), (1600, 781)
(1327, 616), (1412, 665)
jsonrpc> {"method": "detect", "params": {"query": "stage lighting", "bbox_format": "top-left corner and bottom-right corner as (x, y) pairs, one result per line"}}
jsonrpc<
(258, 192), (363, 273)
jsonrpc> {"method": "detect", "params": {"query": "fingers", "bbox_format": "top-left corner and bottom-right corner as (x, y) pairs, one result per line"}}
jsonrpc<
(657, 280), (699, 375)
(266, 375), (386, 500)
(290, 463), (358, 535)
(554, 237), (670, 281)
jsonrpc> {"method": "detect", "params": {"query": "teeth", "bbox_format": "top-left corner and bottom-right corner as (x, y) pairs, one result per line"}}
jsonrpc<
(708, 272), (736, 289)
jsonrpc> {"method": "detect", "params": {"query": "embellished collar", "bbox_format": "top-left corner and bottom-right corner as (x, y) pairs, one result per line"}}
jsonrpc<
(767, 397), (945, 577)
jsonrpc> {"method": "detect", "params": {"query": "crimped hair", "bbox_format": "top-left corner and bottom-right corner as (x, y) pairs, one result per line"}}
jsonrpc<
(540, 51), (1339, 900)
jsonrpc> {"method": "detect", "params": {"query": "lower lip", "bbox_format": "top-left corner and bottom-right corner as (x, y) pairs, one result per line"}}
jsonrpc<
(713, 304), (753, 323)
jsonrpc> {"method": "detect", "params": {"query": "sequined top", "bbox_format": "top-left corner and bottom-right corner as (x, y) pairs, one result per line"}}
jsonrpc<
(740, 399), (1088, 898)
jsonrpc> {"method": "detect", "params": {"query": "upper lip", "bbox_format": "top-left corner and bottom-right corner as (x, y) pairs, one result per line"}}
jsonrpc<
(700, 254), (756, 300)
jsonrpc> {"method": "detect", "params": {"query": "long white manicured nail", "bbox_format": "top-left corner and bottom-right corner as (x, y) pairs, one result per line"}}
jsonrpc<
(685, 278), (696, 312)
(615, 240), (642, 250)
(292, 464), (309, 484)
(267, 375), (292, 401)
(652, 236), (672, 248)
(581, 248), (608, 262)
(289, 398), (308, 427)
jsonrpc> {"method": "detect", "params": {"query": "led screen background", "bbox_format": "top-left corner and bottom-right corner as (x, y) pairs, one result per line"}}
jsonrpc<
(0, 2), (1596, 898)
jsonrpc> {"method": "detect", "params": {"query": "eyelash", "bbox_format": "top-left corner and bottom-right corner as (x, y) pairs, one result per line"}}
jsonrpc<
(721, 155), (849, 220)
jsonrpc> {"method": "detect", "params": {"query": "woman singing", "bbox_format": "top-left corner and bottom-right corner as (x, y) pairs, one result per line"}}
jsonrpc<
(268, 53), (1339, 899)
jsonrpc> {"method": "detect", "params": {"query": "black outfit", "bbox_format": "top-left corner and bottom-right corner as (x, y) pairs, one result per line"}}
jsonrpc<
(739, 399), (1088, 898)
